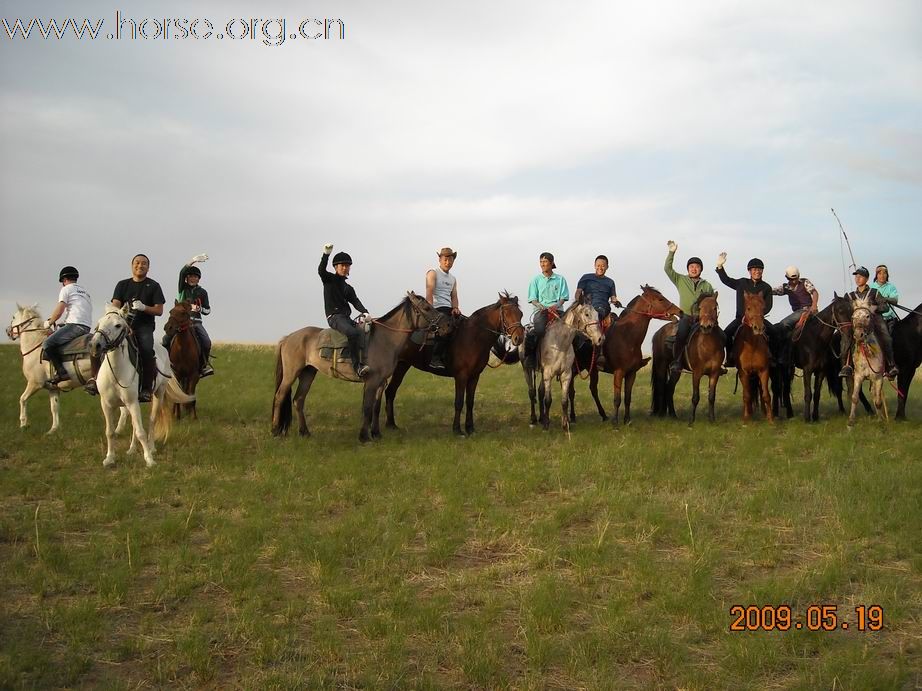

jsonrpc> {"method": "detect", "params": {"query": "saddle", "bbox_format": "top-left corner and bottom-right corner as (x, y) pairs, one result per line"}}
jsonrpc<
(40, 332), (92, 361)
(317, 328), (363, 382)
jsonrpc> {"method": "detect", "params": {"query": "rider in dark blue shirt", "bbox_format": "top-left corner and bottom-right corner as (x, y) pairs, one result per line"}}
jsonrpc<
(574, 255), (622, 321)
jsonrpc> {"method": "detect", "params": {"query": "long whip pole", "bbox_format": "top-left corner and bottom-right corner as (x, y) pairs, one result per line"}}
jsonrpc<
(831, 208), (857, 292)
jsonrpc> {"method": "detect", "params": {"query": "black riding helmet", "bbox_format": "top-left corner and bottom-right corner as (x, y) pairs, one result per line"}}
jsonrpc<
(747, 258), (765, 270)
(59, 266), (79, 282)
(185, 265), (202, 278)
(332, 251), (353, 266)
(687, 256), (703, 268)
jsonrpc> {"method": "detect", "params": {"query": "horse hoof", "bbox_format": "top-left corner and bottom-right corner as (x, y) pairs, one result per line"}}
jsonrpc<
(385, 423), (399, 431)
(102, 458), (115, 468)
(298, 429), (311, 437)
(145, 459), (157, 468)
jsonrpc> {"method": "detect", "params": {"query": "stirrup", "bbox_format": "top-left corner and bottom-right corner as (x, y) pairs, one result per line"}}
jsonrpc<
(138, 390), (153, 403)
(430, 359), (446, 370)
(200, 365), (215, 378)
(84, 380), (98, 396)
(356, 364), (371, 378)
(839, 365), (853, 377)
(886, 366), (898, 380)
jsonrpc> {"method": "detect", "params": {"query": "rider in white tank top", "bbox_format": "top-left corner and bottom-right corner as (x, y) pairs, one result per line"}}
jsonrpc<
(431, 267), (456, 309)
(426, 248), (461, 369)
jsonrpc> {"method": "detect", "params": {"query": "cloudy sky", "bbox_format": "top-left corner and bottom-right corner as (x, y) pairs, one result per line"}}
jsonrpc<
(2, 1), (921, 343)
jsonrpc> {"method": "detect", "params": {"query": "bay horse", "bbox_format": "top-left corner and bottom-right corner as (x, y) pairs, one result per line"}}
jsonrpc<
(90, 305), (195, 467)
(271, 291), (451, 443)
(520, 298), (604, 431)
(164, 300), (200, 420)
(597, 285), (681, 427)
(848, 297), (888, 426)
(6, 304), (125, 434)
(383, 293), (525, 436)
(680, 294), (726, 424)
(894, 302), (922, 420)
(733, 292), (773, 423)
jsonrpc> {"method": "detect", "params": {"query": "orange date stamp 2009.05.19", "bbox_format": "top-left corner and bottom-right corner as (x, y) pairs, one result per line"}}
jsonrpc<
(729, 605), (883, 632)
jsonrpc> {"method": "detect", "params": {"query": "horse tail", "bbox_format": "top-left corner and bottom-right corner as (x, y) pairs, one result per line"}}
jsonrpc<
(153, 377), (195, 442)
(272, 341), (292, 436)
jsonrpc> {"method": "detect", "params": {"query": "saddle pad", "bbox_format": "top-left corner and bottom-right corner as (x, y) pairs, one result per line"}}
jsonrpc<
(40, 333), (92, 361)
(317, 328), (350, 351)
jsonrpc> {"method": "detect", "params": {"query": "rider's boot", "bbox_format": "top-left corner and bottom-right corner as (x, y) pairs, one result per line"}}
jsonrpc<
(138, 355), (156, 403)
(84, 355), (102, 395)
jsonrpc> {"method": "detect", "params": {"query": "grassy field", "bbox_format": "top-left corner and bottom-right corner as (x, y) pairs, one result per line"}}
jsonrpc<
(1, 343), (921, 689)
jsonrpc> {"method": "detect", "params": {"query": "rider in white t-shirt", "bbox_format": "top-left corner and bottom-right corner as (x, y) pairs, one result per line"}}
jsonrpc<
(43, 266), (93, 386)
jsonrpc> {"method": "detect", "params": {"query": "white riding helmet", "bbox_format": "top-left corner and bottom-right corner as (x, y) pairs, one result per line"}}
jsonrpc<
(785, 265), (800, 280)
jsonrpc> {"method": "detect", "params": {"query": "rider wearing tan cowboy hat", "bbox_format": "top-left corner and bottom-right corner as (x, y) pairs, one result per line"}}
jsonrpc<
(425, 247), (461, 370)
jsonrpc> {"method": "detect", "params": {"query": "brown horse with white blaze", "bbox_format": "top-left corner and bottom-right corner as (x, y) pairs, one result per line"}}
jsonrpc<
(681, 293), (726, 424)
(734, 291), (773, 422)
(164, 300), (200, 419)
(384, 293), (525, 436)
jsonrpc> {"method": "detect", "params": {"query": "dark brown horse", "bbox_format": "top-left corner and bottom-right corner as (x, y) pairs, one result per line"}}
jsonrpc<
(680, 294), (725, 424)
(597, 285), (681, 427)
(734, 292), (773, 422)
(384, 293), (525, 436)
(164, 300), (200, 419)
(271, 292), (451, 442)
(894, 302), (922, 420)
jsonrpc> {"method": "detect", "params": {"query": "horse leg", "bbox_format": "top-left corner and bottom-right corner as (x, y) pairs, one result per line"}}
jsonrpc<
(453, 377), (466, 436)
(740, 369), (752, 422)
(271, 367), (302, 436)
(384, 361), (411, 430)
(589, 368), (607, 421)
(47, 389), (61, 435)
(464, 373), (480, 436)
(371, 382), (387, 440)
(359, 380), (378, 443)
(802, 368), (813, 422)
(811, 369), (823, 422)
(560, 369), (573, 432)
(568, 371), (576, 422)
(848, 374), (863, 427)
(19, 381), (41, 428)
(101, 402), (119, 467)
(525, 365), (538, 426)
(126, 402), (156, 467)
(689, 370), (701, 425)
(707, 372), (719, 423)
(623, 370), (637, 425)
(541, 373), (552, 431)
(896, 367), (914, 420)
(760, 370), (774, 422)
(610, 371), (624, 427)
(292, 367), (317, 436)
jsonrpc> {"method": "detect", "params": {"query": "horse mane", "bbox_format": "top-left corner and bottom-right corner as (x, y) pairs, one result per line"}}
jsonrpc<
(377, 295), (411, 321)
(18, 304), (41, 319)
(692, 291), (716, 309)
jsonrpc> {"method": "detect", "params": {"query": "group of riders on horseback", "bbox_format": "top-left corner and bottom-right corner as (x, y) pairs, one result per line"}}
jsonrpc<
(319, 240), (903, 385)
(41, 254), (214, 403)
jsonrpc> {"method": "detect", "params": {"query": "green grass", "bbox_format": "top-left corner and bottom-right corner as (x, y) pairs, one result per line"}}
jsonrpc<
(1, 343), (920, 688)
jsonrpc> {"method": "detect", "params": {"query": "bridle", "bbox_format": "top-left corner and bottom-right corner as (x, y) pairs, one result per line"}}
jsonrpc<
(92, 312), (130, 354)
(622, 292), (678, 321)
(485, 301), (525, 344)
(6, 316), (46, 340)
(373, 296), (446, 334)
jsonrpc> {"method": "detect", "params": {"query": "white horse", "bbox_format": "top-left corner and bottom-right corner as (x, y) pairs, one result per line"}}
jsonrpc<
(6, 303), (128, 434)
(848, 298), (888, 426)
(90, 305), (195, 467)
(529, 299), (605, 432)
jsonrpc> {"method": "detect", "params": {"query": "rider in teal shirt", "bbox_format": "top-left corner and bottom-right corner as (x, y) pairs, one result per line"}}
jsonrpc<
(524, 252), (570, 368)
(870, 264), (899, 327)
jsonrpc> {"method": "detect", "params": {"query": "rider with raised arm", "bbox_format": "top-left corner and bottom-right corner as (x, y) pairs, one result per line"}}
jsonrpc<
(663, 241), (716, 377)
(425, 247), (461, 369)
(42, 266), (92, 387)
(839, 266), (898, 379)
(319, 243), (371, 378)
(176, 254), (214, 377)
(715, 253), (773, 367)
(523, 252), (569, 369)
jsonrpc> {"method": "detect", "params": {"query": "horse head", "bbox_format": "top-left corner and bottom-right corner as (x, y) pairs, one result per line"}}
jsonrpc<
(497, 291), (525, 346)
(851, 298), (874, 343)
(742, 291), (766, 335)
(638, 285), (682, 321)
(406, 290), (452, 337)
(696, 292), (719, 330)
(165, 300), (193, 339)
(565, 302), (604, 347)
(830, 293), (854, 329)
(90, 304), (131, 357)
(7, 303), (42, 340)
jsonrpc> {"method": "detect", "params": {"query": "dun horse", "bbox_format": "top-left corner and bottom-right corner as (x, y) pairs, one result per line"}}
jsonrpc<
(847, 298), (888, 426)
(164, 300), (201, 419)
(384, 293), (525, 436)
(271, 292), (451, 442)
(733, 292), (773, 422)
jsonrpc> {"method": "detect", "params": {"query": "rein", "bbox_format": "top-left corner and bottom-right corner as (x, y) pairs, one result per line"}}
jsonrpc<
(372, 298), (445, 335)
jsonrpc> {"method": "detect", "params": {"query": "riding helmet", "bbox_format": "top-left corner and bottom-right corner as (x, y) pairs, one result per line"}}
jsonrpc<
(332, 251), (353, 266)
(186, 265), (202, 278)
(687, 256), (703, 269)
(59, 266), (79, 282)
(747, 258), (765, 270)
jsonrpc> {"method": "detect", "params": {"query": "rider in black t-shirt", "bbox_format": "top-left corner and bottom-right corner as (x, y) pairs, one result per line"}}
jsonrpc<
(110, 254), (166, 402)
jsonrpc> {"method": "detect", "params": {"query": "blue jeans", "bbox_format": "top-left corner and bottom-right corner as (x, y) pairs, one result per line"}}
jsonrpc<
(43, 323), (90, 354)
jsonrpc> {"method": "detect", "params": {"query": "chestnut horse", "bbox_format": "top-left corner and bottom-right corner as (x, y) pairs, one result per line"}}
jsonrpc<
(595, 285), (681, 427)
(734, 292), (773, 422)
(164, 300), (200, 419)
(384, 293), (525, 436)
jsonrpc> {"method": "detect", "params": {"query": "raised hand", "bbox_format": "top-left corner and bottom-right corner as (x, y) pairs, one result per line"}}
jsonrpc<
(716, 252), (727, 268)
(667, 240), (677, 253)
(189, 254), (209, 264)
(323, 243), (334, 255)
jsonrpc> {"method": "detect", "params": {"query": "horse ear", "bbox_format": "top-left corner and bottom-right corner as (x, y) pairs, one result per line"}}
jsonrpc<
(30, 302), (39, 312)
(833, 291), (839, 299)
(174, 299), (179, 305)
(714, 291), (718, 298)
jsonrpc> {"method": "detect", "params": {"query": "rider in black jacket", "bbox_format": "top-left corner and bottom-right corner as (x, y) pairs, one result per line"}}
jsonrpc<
(716, 254), (774, 366)
(319, 243), (370, 377)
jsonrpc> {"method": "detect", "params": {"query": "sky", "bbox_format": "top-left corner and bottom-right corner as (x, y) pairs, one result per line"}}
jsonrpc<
(2, 1), (921, 345)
